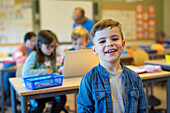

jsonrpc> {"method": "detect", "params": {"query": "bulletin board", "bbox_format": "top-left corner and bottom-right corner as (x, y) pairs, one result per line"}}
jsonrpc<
(101, 2), (156, 41)
(39, 0), (93, 43)
(0, 2), (33, 44)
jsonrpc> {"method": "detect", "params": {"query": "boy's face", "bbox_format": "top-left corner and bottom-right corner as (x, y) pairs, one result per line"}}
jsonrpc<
(25, 36), (36, 49)
(91, 26), (125, 63)
(72, 36), (88, 50)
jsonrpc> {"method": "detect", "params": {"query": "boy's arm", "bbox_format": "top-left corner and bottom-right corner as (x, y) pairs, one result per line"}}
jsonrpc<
(138, 77), (149, 113)
(77, 76), (94, 112)
(13, 46), (27, 64)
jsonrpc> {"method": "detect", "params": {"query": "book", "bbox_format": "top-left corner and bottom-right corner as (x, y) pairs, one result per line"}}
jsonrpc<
(130, 65), (162, 74)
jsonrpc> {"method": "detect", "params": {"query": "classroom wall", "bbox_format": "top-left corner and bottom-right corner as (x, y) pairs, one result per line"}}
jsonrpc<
(164, 0), (170, 38)
(97, 0), (163, 35)
(0, 0), (168, 54)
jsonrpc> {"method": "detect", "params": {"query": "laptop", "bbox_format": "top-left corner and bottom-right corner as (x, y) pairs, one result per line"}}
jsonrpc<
(63, 49), (99, 78)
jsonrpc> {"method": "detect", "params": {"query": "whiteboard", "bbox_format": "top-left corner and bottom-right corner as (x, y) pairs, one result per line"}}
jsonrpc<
(40, 0), (93, 43)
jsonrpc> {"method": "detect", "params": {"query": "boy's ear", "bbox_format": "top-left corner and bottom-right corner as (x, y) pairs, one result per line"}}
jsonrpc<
(91, 46), (98, 55)
(122, 40), (125, 51)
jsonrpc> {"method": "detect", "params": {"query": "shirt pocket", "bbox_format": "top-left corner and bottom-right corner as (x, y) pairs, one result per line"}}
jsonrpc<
(129, 88), (139, 113)
(130, 89), (139, 99)
(93, 91), (106, 101)
(93, 91), (107, 113)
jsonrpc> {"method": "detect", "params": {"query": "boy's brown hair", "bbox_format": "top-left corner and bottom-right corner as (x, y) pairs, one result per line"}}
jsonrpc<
(90, 19), (124, 45)
(71, 26), (89, 41)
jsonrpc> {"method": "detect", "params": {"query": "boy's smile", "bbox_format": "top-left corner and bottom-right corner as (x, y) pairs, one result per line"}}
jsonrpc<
(92, 26), (125, 64)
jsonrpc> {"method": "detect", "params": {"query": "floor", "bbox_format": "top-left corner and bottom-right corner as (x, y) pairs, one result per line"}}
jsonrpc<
(2, 94), (76, 113)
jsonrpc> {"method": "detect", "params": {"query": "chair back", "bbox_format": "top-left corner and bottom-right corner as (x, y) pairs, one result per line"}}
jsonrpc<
(151, 43), (164, 51)
(0, 51), (8, 57)
(133, 49), (149, 66)
(16, 64), (24, 77)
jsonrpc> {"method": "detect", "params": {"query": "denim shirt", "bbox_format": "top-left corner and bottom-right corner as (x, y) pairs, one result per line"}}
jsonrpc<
(77, 63), (148, 113)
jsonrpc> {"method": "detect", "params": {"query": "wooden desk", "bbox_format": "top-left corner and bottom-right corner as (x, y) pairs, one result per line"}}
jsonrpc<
(139, 71), (170, 113)
(10, 77), (82, 113)
(0, 57), (13, 63)
(145, 59), (170, 70)
(120, 52), (167, 65)
(10, 71), (170, 113)
(145, 59), (169, 66)
(0, 68), (16, 113)
(120, 56), (133, 65)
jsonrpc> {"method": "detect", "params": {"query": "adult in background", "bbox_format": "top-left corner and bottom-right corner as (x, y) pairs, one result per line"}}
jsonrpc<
(72, 7), (95, 47)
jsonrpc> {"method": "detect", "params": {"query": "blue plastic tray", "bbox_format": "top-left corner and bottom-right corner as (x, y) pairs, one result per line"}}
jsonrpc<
(23, 74), (64, 90)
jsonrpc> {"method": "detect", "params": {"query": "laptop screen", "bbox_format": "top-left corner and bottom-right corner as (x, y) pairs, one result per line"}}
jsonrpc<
(63, 50), (99, 78)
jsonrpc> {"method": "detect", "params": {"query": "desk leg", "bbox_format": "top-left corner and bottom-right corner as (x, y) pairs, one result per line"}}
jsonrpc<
(145, 83), (148, 100)
(10, 84), (17, 113)
(167, 76), (170, 113)
(0, 71), (5, 113)
(74, 93), (77, 113)
(21, 96), (28, 113)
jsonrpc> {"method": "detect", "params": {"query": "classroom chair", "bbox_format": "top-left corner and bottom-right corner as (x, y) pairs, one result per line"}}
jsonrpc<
(133, 49), (149, 66)
(2, 61), (16, 106)
(0, 51), (9, 57)
(16, 64), (23, 77)
(128, 45), (141, 50)
(151, 43), (165, 54)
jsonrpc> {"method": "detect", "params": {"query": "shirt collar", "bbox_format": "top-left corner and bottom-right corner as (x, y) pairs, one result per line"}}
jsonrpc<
(97, 62), (125, 78)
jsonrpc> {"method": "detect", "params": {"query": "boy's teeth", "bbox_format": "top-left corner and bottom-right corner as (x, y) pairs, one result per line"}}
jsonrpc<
(106, 50), (115, 53)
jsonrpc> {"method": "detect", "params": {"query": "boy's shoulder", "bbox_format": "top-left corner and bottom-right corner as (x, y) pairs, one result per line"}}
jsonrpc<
(82, 65), (99, 81)
(123, 66), (141, 80)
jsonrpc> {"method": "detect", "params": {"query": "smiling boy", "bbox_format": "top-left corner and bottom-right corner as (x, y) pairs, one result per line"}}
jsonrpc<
(77, 19), (148, 113)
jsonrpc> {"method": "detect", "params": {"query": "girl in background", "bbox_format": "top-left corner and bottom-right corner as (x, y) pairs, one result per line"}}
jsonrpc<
(22, 30), (67, 113)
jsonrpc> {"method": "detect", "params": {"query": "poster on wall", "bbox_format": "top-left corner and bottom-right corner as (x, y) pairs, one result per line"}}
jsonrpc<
(102, 10), (136, 40)
(148, 4), (156, 39)
(136, 4), (144, 40)
(0, 2), (33, 44)
(136, 4), (156, 40)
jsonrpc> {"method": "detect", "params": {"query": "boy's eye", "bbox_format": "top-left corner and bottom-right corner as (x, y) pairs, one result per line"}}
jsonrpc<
(99, 40), (106, 44)
(112, 38), (119, 41)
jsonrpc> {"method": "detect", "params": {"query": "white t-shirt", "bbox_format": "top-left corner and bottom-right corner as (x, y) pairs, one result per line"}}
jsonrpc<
(109, 70), (125, 113)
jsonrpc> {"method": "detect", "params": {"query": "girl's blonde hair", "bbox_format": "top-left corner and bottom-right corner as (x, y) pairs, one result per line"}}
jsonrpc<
(71, 26), (89, 41)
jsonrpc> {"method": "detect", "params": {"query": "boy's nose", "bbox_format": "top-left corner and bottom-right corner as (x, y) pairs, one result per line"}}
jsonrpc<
(106, 39), (114, 47)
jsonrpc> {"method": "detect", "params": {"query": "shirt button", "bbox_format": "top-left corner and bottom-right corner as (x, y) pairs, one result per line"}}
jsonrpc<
(105, 73), (107, 76)
(96, 95), (99, 99)
(106, 79), (109, 82)
(107, 94), (110, 97)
